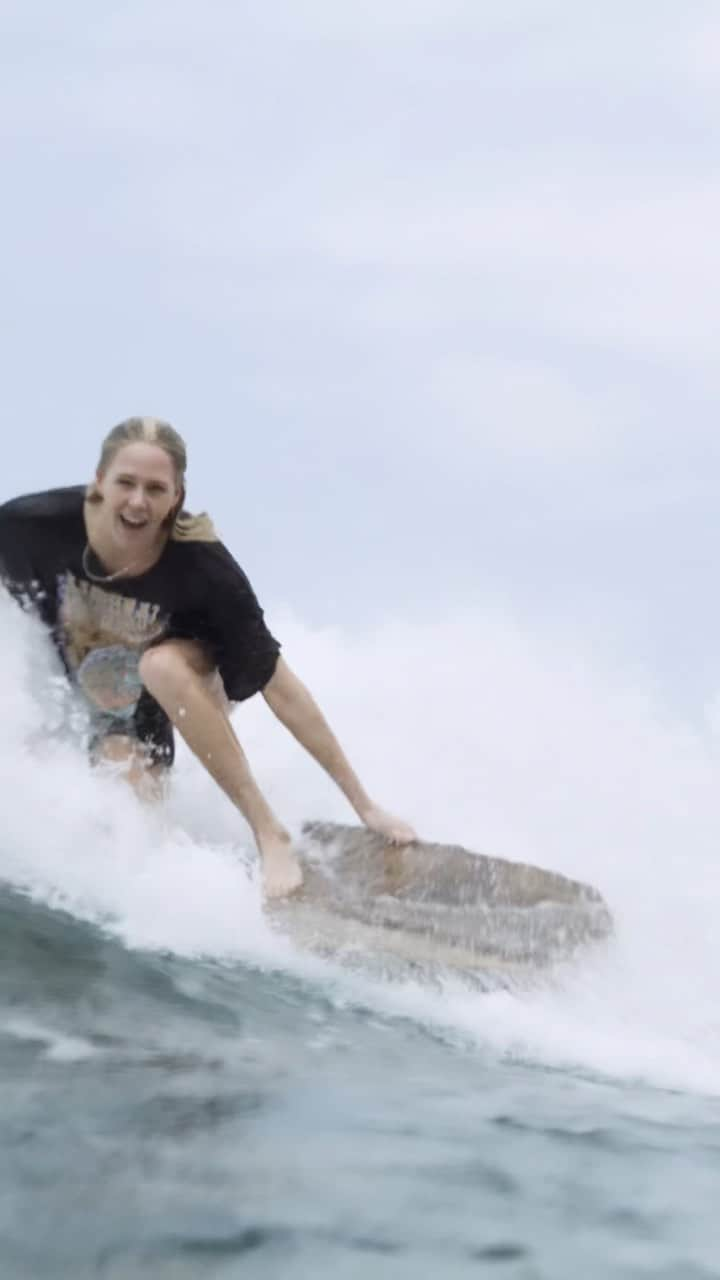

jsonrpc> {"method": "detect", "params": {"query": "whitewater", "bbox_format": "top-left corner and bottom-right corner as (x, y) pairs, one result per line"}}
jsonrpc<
(2, 591), (719, 1277)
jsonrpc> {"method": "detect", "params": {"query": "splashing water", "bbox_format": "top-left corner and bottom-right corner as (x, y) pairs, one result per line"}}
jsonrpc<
(2, 592), (720, 1096)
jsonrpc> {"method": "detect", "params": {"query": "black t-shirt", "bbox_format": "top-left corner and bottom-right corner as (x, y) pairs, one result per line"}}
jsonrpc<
(0, 485), (280, 762)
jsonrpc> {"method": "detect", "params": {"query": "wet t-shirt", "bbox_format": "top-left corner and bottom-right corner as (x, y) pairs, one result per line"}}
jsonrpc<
(0, 486), (281, 763)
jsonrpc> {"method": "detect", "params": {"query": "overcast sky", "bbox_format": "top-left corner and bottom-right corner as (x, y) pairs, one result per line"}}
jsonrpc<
(2, 1), (720, 702)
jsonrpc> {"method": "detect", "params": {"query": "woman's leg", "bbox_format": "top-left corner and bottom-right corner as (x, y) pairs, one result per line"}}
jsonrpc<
(138, 639), (302, 897)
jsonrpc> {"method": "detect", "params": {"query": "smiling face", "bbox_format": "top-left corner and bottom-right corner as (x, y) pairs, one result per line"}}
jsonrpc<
(94, 442), (182, 560)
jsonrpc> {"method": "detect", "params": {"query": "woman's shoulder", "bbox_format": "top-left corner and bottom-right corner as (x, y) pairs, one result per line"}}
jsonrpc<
(167, 535), (260, 605)
(178, 535), (254, 578)
(0, 485), (86, 525)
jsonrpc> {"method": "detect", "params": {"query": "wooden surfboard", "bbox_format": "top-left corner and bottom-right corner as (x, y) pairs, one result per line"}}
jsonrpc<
(269, 822), (613, 983)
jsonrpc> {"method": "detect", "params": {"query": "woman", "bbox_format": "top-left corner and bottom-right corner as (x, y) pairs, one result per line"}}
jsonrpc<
(0, 416), (416, 897)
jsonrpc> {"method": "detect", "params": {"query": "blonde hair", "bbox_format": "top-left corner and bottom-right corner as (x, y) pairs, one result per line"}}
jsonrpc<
(86, 416), (217, 542)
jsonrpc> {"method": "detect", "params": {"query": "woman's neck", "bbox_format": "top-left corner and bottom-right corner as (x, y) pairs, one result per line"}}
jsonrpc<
(83, 501), (168, 579)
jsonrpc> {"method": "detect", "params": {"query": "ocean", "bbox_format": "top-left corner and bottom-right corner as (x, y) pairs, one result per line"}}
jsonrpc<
(2, 596), (720, 1278)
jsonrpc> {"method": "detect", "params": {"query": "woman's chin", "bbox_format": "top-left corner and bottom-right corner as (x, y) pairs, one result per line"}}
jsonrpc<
(113, 521), (156, 554)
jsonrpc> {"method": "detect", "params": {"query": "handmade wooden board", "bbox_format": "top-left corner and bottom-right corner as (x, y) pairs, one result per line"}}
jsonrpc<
(269, 822), (613, 981)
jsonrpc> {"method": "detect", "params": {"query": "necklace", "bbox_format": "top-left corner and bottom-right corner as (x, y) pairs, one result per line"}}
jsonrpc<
(82, 543), (143, 584)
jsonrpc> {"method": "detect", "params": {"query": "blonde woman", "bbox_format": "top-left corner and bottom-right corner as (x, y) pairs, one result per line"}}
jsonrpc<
(0, 417), (416, 897)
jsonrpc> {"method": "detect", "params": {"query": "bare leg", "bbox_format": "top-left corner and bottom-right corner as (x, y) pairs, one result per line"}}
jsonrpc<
(138, 640), (302, 898)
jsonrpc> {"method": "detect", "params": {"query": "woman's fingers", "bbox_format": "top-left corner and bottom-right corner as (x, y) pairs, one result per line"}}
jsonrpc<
(362, 805), (418, 845)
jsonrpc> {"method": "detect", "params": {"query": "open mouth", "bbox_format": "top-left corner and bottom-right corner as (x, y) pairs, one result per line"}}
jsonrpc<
(119, 514), (149, 530)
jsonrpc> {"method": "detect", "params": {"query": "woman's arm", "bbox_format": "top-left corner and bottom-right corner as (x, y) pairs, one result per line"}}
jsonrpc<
(262, 656), (416, 843)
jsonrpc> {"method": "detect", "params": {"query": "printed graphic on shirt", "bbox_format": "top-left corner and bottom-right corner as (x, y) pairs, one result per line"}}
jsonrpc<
(58, 573), (167, 715)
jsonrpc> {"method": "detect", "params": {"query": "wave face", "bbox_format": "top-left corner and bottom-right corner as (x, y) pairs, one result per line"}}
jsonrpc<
(3, 595), (720, 1276)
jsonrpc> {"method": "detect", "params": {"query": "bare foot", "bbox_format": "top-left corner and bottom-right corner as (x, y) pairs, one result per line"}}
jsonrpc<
(257, 828), (303, 899)
(360, 804), (417, 845)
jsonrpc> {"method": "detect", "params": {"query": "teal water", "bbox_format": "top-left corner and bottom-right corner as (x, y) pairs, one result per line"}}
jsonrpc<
(3, 886), (719, 1280)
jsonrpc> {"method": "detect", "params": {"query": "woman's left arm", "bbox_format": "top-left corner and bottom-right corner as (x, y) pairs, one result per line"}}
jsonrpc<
(262, 657), (416, 844)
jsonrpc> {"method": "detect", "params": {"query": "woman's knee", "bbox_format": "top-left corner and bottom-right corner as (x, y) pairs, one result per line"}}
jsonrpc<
(139, 639), (213, 693)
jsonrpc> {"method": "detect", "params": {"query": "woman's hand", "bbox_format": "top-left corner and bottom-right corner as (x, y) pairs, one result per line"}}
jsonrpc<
(359, 804), (418, 845)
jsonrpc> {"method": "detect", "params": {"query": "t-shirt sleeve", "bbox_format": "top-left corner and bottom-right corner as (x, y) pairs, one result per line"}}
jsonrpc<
(0, 487), (84, 625)
(196, 541), (281, 701)
(0, 498), (39, 601)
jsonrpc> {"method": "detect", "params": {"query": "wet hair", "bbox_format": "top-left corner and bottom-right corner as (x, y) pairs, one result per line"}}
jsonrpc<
(85, 416), (217, 542)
